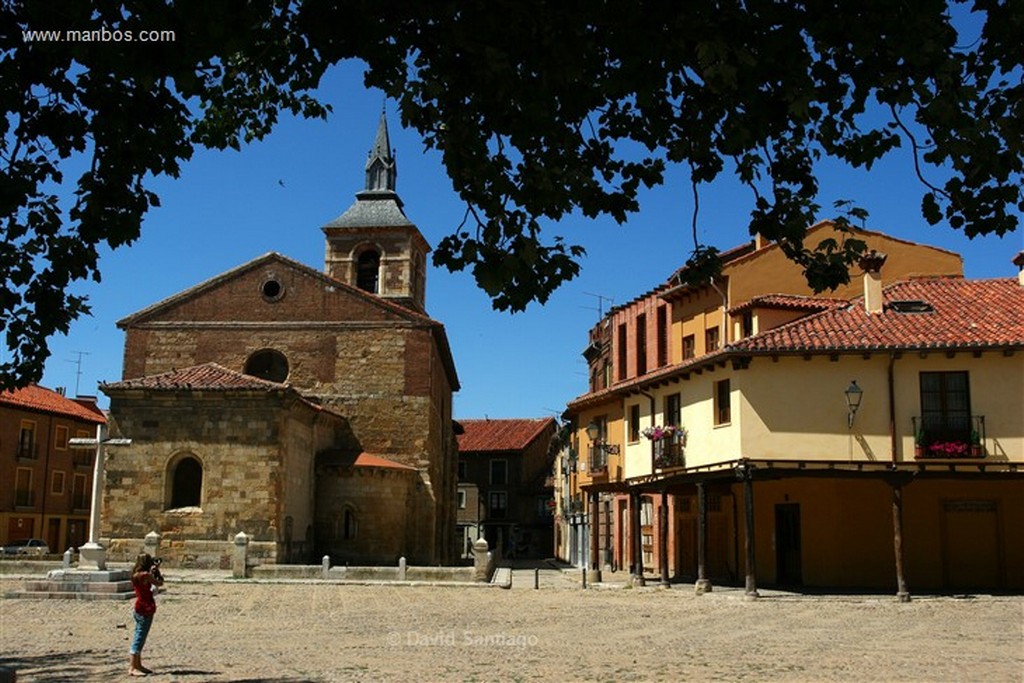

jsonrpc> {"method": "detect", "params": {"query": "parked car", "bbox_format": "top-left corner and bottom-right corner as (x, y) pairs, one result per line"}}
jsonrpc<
(2, 539), (50, 556)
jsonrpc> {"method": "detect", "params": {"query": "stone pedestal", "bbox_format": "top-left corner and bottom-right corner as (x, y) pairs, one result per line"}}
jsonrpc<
(77, 542), (107, 571)
(7, 569), (133, 600)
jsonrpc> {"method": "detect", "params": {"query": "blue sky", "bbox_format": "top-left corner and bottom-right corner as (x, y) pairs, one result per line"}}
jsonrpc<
(34, 60), (1022, 419)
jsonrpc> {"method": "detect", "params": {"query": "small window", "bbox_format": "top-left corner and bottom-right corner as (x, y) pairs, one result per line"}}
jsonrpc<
(72, 474), (88, 509)
(490, 459), (507, 486)
(665, 393), (681, 427)
(682, 335), (695, 360)
(357, 250), (381, 293)
(636, 313), (647, 376)
(343, 508), (357, 540)
(489, 491), (507, 519)
(51, 470), (66, 496)
(15, 468), (33, 507)
(706, 327), (720, 352)
(169, 455), (203, 509)
(18, 421), (36, 459)
(656, 307), (668, 368)
(629, 404), (641, 442)
(741, 310), (754, 338)
(617, 323), (628, 380)
(457, 490), (467, 509)
(244, 349), (289, 383)
(714, 379), (731, 425)
(54, 425), (69, 451)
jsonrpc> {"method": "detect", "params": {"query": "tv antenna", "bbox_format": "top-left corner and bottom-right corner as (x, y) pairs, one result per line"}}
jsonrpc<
(66, 350), (90, 397)
(581, 292), (614, 319)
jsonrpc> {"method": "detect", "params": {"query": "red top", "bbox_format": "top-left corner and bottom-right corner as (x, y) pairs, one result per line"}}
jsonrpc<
(133, 573), (156, 616)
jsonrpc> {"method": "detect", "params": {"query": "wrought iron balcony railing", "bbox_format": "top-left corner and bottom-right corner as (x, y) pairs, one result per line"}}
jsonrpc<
(652, 432), (686, 470)
(912, 415), (985, 458)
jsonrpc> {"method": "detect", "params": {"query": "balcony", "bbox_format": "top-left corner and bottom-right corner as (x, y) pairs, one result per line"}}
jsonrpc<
(652, 432), (686, 470)
(912, 415), (985, 459)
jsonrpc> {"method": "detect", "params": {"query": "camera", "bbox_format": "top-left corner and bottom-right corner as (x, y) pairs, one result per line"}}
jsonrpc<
(151, 557), (163, 581)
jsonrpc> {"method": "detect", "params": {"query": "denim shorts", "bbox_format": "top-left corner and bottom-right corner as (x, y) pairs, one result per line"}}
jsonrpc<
(130, 611), (154, 654)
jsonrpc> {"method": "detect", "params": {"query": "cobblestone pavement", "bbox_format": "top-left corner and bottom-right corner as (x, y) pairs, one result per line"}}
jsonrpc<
(1, 567), (1021, 682)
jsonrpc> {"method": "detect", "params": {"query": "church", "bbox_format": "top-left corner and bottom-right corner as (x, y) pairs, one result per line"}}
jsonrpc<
(100, 115), (461, 567)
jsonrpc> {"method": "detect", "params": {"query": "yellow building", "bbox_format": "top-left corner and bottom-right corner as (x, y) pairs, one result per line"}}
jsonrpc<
(564, 227), (1022, 596)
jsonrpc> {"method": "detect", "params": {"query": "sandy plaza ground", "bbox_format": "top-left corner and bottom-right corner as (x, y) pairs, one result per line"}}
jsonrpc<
(1, 564), (1022, 682)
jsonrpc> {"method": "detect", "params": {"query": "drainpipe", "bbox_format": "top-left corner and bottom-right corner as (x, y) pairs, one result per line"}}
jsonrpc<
(708, 277), (729, 346)
(888, 353), (898, 465)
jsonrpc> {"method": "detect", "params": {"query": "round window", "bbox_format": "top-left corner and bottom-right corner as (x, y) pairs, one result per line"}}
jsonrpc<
(261, 278), (284, 302)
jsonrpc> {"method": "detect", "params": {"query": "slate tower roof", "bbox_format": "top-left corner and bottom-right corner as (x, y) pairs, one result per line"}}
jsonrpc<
(323, 111), (412, 229)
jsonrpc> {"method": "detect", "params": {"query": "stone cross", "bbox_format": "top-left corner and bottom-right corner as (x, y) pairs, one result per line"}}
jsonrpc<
(68, 423), (132, 570)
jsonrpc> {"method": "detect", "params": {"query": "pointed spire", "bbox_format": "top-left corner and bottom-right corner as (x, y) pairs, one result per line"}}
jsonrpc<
(365, 109), (397, 193)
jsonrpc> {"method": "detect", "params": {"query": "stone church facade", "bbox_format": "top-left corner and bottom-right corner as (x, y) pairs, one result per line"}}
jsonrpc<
(101, 116), (460, 567)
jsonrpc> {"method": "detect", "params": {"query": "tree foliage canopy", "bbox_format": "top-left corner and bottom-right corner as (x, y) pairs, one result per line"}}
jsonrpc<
(2, 0), (1021, 389)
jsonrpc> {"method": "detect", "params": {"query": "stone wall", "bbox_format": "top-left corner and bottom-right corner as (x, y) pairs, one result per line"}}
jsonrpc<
(104, 390), (344, 565)
(314, 464), (417, 564)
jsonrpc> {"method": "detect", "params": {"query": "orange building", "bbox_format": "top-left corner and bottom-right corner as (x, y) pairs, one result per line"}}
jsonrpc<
(0, 385), (106, 552)
(563, 227), (1023, 595)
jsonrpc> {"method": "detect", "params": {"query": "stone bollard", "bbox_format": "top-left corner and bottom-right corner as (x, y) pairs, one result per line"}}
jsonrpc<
(63, 548), (73, 569)
(398, 556), (407, 581)
(144, 530), (161, 560)
(472, 537), (490, 582)
(232, 532), (250, 578)
(321, 555), (331, 579)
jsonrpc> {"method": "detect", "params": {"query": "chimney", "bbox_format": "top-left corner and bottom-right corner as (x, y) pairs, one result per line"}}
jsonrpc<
(1013, 251), (1024, 287)
(754, 233), (766, 250)
(859, 250), (888, 315)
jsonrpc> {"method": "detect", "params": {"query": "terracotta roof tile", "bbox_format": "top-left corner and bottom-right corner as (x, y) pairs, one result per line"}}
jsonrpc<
(728, 294), (849, 314)
(101, 363), (345, 419)
(354, 453), (417, 470)
(0, 385), (106, 424)
(731, 278), (1024, 353)
(102, 363), (289, 391)
(316, 449), (417, 471)
(457, 418), (556, 453)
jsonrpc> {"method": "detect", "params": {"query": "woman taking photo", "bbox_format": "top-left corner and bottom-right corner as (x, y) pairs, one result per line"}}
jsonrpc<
(129, 553), (164, 676)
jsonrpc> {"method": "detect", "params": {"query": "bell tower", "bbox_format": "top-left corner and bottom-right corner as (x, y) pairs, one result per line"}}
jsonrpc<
(323, 112), (430, 313)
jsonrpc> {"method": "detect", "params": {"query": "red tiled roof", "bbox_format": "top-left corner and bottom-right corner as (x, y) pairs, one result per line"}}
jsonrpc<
(317, 449), (417, 471)
(728, 294), (849, 314)
(0, 384), (106, 424)
(457, 418), (556, 453)
(354, 453), (417, 471)
(732, 278), (1024, 353)
(101, 363), (346, 419)
(102, 363), (289, 391)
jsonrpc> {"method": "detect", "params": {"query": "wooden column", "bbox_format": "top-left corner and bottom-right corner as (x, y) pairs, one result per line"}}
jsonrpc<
(658, 490), (670, 587)
(695, 481), (712, 594)
(589, 489), (602, 583)
(631, 490), (645, 585)
(739, 464), (759, 598)
(891, 481), (911, 602)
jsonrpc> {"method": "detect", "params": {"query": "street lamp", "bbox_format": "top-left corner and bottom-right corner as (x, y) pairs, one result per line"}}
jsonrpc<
(68, 423), (132, 571)
(585, 421), (620, 454)
(844, 380), (864, 429)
